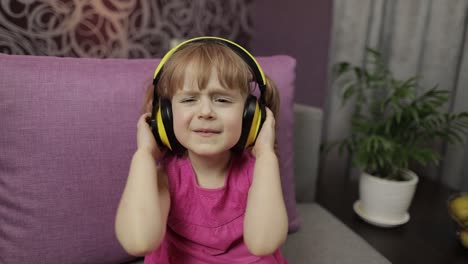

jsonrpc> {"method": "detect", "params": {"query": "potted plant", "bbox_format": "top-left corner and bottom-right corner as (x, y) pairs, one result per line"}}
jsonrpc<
(328, 48), (468, 227)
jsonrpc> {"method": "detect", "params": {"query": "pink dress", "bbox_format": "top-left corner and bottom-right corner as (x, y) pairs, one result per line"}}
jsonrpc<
(144, 152), (289, 264)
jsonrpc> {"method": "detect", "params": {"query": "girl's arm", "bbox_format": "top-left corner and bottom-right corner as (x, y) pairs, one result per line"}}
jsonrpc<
(115, 113), (170, 256)
(244, 109), (288, 256)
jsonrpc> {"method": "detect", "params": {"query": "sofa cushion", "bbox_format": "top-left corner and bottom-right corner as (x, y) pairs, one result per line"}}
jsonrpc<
(281, 203), (390, 264)
(127, 204), (391, 264)
(0, 53), (298, 264)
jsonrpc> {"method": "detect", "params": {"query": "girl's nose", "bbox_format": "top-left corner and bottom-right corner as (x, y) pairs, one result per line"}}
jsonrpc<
(198, 100), (215, 119)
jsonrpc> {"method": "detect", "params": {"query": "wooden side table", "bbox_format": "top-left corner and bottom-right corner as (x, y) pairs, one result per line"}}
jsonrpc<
(316, 173), (468, 263)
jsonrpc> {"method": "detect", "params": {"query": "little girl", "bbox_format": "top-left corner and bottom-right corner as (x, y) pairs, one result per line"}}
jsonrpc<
(115, 36), (289, 263)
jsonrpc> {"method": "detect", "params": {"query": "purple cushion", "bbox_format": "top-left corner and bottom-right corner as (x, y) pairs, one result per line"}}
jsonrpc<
(0, 53), (298, 264)
(258, 56), (300, 233)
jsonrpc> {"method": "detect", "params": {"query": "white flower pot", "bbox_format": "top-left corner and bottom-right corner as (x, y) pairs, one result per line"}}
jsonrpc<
(355, 170), (418, 227)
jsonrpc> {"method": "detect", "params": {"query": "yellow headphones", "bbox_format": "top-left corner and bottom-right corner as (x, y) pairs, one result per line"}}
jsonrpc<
(150, 36), (267, 154)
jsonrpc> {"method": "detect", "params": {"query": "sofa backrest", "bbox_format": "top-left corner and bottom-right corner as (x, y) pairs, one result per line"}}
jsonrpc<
(0, 53), (301, 263)
(293, 104), (323, 203)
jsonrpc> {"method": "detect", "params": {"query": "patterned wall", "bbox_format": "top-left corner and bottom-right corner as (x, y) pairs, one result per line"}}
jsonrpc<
(0, 0), (253, 58)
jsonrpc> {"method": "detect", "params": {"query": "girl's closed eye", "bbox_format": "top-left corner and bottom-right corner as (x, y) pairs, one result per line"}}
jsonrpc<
(180, 97), (196, 103)
(214, 97), (232, 104)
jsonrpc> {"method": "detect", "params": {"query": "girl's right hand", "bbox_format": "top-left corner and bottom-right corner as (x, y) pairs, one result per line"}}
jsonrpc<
(137, 112), (165, 159)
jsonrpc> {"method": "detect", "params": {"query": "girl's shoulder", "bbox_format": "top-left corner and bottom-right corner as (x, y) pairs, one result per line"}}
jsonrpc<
(159, 153), (191, 191)
(160, 153), (189, 170)
(229, 151), (256, 187)
(233, 151), (255, 170)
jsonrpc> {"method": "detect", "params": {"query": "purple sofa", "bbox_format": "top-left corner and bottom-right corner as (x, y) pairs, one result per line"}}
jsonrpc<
(0, 53), (389, 264)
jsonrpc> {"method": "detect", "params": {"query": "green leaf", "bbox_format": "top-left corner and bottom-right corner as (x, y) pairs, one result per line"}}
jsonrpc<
(447, 129), (464, 144)
(342, 84), (356, 101)
(338, 141), (348, 155)
(354, 67), (363, 81)
(411, 109), (420, 123)
(401, 76), (419, 88)
(366, 48), (381, 60)
(396, 110), (402, 124)
(334, 62), (351, 76)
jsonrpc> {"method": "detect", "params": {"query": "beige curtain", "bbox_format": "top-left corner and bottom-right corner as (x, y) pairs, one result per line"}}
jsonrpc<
(322, 0), (468, 190)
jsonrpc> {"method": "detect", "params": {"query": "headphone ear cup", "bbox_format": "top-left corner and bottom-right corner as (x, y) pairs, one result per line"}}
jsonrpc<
(156, 98), (185, 155)
(249, 99), (266, 148)
(151, 110), (164, 148)
(233, 95), (263, 152)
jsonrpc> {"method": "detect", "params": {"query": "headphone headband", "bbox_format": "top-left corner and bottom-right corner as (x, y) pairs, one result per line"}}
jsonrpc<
(153, 36), (266, 88)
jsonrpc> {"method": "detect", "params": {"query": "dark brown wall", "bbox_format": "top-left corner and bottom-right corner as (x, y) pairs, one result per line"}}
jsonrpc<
(250, 0), (332, 107)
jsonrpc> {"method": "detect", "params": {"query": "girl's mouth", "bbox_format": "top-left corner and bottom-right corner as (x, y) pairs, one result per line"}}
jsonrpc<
(193, 129), (221, 136)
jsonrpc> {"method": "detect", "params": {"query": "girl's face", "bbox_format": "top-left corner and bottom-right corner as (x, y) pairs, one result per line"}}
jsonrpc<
(171, 64), (246, 157)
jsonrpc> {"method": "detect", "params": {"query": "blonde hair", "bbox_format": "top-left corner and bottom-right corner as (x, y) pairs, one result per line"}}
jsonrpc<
(142, 41), (280, 121)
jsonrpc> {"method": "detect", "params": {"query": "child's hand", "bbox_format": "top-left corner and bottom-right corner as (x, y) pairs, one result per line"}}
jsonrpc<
(137, 112), (165, 159)
(251, 107), (276, 158)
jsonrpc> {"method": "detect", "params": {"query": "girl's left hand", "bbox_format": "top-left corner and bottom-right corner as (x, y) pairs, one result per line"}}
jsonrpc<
(251, 107), (276, 158)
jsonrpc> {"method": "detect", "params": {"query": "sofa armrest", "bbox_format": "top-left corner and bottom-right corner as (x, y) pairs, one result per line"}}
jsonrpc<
(293, 104), (323, 203)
